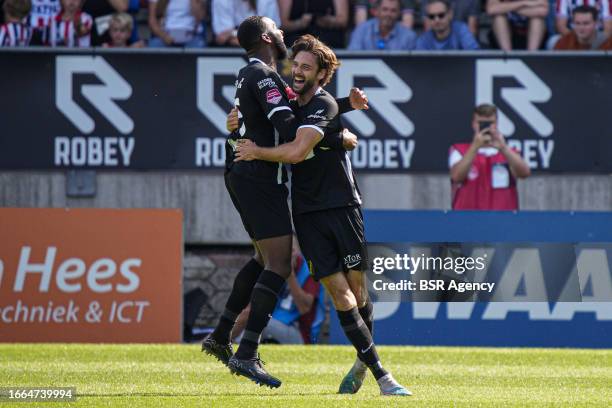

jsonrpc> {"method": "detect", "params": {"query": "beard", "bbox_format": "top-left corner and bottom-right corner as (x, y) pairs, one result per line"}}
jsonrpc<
(270, 31), (288, 60)
(293, 76), (317, 95)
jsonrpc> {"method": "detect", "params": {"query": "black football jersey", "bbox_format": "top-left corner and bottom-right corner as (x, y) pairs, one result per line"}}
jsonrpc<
(226, 58), (294, 184)
(290, 88), (362, 215)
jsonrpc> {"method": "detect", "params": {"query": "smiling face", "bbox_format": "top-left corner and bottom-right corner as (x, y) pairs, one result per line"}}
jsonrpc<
(291, 51), (325, 96)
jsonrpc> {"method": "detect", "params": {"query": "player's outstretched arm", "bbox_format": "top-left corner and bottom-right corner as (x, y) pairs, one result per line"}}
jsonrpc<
(234, 128), (322, 164)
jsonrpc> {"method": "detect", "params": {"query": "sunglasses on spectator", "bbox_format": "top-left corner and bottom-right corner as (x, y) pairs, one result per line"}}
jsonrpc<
(427, 12), (447, 20)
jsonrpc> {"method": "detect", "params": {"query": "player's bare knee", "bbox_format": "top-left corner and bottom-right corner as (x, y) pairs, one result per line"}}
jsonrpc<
(354, 290), (367, 308)
(326, 285), (357, 311)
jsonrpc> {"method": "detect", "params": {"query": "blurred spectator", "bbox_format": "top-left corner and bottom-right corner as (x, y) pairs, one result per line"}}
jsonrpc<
(555, 0), (611, 42)
(278, 0), (313, 47)
(308, 0), (349, 48)
(48, 0), (93, 47)
(0, 0), (32, 46)
(354, 0), (416, 29)
(348, 0), (417, 50)
(28, 0), (60, 44)
(449, 104), (531, 211)
(148, 0), (205, 47)
(233, 239), (326, 344)
(415, 0), (480, 49)
(554, 6), (608, 49)
(487, 0), (549, 50)
(422, 0), (480, 35)
(81, 0), (129, 45)
(102, 11), (143, 46)
(211, 0), (279, 46)
(600, 32), (612, 47)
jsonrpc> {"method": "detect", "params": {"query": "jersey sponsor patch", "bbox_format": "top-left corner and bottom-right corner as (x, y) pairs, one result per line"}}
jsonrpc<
(266, 88), (283, 105)
(257, 77), (276, 89)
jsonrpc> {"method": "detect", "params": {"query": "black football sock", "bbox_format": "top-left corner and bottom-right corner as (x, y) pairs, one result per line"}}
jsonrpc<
(356, 300), (374, 363)
(235, 270), (286, 360)
(211, 258), (263, 344)
(337, 307), (388, 380)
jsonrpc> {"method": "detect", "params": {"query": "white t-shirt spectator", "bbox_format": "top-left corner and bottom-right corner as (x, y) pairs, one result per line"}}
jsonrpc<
(212, 0), (280, 35)
(149, 0), (197, 31)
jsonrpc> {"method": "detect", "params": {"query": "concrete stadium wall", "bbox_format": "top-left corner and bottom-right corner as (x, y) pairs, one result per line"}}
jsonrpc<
(1, 171), (611, 244)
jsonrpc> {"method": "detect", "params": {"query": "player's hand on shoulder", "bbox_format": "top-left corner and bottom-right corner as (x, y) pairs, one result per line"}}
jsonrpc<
(349, 87), (369, 111)
(342, 128), (358, 151)
(234, 139), (258, 162)
(226, 108), (239, 133)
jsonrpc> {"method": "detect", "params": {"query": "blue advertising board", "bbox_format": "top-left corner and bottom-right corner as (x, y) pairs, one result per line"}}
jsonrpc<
(328, 211), (612, 348)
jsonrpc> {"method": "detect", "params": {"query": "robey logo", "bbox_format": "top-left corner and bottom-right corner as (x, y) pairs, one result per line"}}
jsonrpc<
(56, 56), (134, 135)
(336, 59), (413, 137)
(476, 59), (553, 138)
(196, 57), (245, 134)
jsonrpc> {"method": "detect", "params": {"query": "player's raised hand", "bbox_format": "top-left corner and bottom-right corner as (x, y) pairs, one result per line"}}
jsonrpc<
(349, 88), (369, 110)
(342, 128), (358, 151)
(226, 108), (240, 133)
(234, 139), (259, 161)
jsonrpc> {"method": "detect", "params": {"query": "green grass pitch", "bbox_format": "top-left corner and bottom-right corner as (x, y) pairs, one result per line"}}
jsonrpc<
(1, 344), (611, 407)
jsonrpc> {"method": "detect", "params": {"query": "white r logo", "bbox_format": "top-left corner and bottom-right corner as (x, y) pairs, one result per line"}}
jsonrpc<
(337, 59), (413, 137)
(476, 59), (553, 137)
(56, 56), (134, 134)
(196, 57), (244, 134)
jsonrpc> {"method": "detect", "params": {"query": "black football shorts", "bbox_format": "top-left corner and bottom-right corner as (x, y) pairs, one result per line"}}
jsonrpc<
(225, 170), (292, 241)
(293, 205), (366, 281)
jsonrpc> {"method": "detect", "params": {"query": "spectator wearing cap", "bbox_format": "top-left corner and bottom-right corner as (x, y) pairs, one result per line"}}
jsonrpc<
(415, 0), (480, 49)
(348, 0), (416, 50)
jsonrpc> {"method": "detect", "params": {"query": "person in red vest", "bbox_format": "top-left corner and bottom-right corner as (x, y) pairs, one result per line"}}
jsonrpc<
(449, 103), (531, 210)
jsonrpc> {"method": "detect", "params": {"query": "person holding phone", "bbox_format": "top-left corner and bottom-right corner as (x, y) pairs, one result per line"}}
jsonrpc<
(448, 103), (531, 210)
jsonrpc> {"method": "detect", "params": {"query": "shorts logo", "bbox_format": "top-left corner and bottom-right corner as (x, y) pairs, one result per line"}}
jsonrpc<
(344, 254), (362, 269)
(266, 88), (282, 105)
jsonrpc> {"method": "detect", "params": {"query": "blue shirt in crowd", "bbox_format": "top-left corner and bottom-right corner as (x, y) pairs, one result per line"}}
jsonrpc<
(415, 21), (479, 50)
(348, 18), (417, 50)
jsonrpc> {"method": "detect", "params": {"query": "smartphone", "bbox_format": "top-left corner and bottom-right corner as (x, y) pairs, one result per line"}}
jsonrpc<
(479, 121), (493, 132)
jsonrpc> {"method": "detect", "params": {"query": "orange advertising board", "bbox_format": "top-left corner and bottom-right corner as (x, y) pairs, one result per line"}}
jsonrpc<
(0, 208), (182, 342)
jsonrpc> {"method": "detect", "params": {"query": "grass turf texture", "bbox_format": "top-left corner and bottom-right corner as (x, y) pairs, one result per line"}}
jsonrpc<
(1, 344), (611, 407)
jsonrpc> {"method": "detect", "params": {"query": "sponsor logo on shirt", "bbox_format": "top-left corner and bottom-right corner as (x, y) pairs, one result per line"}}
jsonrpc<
(266, 88), (282, 105)
(257, 77), (276, 89)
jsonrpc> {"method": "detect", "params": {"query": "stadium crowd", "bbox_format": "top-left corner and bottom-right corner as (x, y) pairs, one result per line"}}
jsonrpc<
(1, 0), (611, 49)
